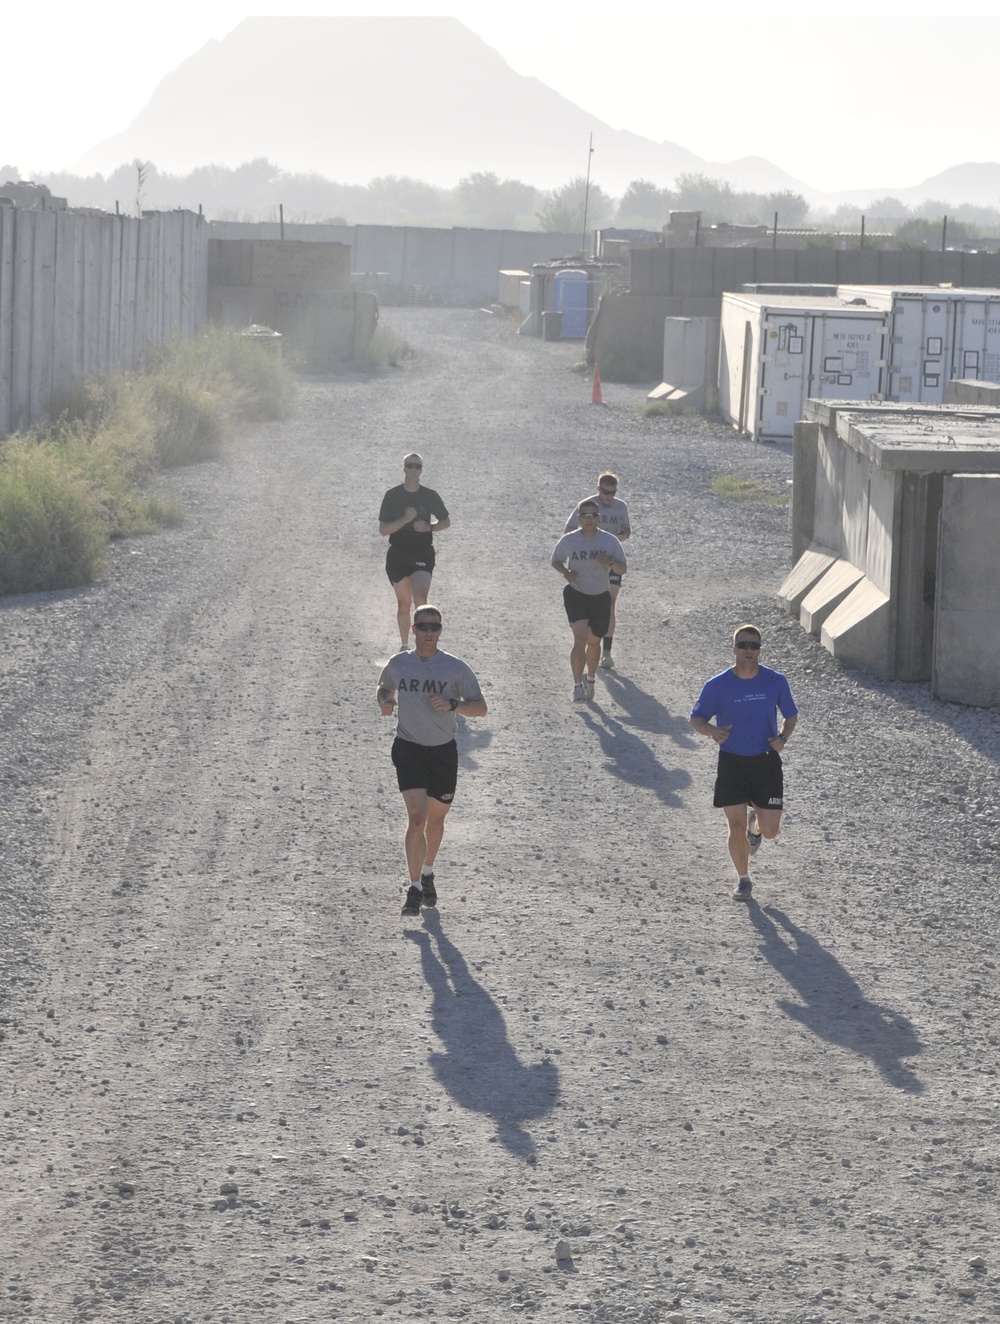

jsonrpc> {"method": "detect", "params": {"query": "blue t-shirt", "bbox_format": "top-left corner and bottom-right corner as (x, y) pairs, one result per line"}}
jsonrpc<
(690, 664), (798, 757)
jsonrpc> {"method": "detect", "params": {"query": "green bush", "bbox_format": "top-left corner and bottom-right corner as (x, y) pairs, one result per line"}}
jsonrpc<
(152, 327), (296, 421)
(142, 376), (229, 468)
(0, 441), (107, 594)
(0, 328), (296, 595)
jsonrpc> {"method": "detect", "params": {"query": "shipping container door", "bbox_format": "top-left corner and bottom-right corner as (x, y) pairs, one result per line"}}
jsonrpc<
(950, 297), (1000, 383)
(951, 299), (985, 380)
(758, 314), (807, 440)
(887, 295), (950, 402)
(808, 313), (885, 403)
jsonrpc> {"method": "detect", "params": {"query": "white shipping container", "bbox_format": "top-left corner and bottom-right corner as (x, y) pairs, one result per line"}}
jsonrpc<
(718, 293), (889, 442)
(837, 286), (1000, 403)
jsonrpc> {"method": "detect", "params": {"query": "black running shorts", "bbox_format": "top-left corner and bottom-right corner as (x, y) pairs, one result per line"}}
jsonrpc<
(385, 543), (435, 585)
(713, 750), (784, 811)
(392, 737), (458, 803)
(563, 585), (611, 639)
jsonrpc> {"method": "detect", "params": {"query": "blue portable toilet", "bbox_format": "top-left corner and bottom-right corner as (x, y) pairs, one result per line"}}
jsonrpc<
(554, 269), (590, 339)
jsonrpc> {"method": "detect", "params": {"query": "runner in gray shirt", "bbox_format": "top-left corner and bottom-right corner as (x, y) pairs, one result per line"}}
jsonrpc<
(551, 499), (627, 703)
(565, 470), (632, 668)
(377, 604), (487, 916)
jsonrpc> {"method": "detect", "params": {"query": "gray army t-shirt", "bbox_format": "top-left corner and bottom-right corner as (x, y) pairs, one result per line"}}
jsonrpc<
(566, 493), (631, 540)
(379, 648), (484, 746)
(551, 528), (627, 596)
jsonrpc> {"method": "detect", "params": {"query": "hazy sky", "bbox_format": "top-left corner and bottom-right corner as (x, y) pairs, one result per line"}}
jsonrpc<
(4, 4), (997, 194)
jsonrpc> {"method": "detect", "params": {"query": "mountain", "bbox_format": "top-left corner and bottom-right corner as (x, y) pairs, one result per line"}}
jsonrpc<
(75, 17), (797, 197)
(814, 163), (1000, 212)
(76, 18), (1000, 209)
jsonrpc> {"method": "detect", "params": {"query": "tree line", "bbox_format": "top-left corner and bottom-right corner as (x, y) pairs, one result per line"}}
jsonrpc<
(2, 160), (995, 242)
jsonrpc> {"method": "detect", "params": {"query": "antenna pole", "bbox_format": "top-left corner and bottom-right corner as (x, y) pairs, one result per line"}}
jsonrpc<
(582, 133), (594, 255)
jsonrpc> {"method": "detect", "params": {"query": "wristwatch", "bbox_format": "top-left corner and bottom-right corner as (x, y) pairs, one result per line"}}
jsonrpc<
(449, 697), (460, 711)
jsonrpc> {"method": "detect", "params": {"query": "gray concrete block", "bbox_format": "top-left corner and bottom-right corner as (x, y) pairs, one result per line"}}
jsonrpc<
(821, 579), (892, 678)
(777, 546), (838, 616)
(800, 559), (866, 634)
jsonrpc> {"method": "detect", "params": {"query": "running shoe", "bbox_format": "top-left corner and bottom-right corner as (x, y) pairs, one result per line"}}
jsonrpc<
(600, 652), (614, 669)
(401, 885), (423, 916)
(583, 674), (596, 701)
(573, 682), (586, 702)
(421, 873), (437, 907)
(747, 808), (762, 856)
(732, 875), (753, 902)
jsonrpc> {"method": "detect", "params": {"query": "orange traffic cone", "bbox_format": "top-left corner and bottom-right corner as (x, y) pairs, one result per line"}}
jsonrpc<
(591, 364), (604, 405)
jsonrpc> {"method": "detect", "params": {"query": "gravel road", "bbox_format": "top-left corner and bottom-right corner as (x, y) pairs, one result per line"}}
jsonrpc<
(2, 307), (1000, 1323)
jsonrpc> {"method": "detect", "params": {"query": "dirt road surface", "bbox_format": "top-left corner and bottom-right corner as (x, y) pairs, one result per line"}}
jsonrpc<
(2, 308), (999, 1323)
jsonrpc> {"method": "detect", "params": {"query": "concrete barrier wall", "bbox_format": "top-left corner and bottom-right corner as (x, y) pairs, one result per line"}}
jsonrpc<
(946, 379), (1000, 406)
(628, 245), (1000, 300)
(0, 207), (208, 435)
(623, 247), (1000, 381)
(208, 222), (582, 305)
(934, 473), (1000, 705)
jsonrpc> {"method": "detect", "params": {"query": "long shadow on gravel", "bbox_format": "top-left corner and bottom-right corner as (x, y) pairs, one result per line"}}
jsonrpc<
(598, 671), (698, 747)
(748, 904), (924, 1094)
(580, 707), (691, 806)
(405, 916), (559, 1158)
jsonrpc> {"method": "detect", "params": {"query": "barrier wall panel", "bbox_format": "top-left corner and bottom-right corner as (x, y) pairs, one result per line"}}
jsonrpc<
(0, 208), (207, 435)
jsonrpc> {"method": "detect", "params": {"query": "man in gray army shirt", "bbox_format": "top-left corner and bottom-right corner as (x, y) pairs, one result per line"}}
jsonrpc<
(377, 604), (488, 916)
(551, 499), (627, 703)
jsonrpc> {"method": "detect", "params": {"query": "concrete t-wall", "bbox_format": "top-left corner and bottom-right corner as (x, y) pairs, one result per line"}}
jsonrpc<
(0, 207), (207, 436)
(933, 473), (1000, 705)
(624, 247), (1000, 387)
(208, 221), (582, 305)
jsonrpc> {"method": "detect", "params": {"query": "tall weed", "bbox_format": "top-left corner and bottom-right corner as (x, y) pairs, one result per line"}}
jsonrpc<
(0, 441), (107, 594)
(0, 327), (296, 595)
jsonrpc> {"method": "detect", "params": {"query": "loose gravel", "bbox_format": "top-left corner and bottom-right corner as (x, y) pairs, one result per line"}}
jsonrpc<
(2, 306), (999, 1323)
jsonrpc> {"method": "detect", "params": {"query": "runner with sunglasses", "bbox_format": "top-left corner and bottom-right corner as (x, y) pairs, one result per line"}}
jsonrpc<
(378, 452), (451, 648)
(551, 499), (628, 703)
(689, 624), (798, 901)
(565, 471), (631, 669)
(377, 605), (488, 916)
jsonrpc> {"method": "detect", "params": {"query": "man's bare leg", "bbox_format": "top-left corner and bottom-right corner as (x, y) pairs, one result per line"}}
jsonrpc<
(723, 803), (752, 878)
(392, 578), (414, 649)
(423, 797), (451, 869)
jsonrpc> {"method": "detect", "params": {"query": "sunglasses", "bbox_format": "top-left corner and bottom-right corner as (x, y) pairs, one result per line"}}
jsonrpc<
(599, 487), (617, 494)
(405, 462), (423, 469)
(735, 640), (761, 650)
(413, 621), (442, 632)
(580, 511), (600, 518)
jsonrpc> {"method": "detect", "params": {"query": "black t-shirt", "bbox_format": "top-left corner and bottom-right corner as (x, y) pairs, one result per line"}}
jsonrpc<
(379, 484), (449, 550)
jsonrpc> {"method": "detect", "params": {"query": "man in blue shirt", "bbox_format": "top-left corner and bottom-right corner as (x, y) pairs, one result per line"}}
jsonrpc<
(690, 624), (798, 901)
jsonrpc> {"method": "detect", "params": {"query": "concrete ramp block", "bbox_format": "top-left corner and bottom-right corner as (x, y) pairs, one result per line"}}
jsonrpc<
(821, 579), (892, 677)
(777, 544), (839, 616)
(647, 382), (685, 401)
(800, 559), (865, 634)
(646, 383), (701, 413)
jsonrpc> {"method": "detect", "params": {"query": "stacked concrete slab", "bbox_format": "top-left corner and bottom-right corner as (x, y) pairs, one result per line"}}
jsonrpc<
(779, 401), (1000, 705)
(208, 239), (377, 368)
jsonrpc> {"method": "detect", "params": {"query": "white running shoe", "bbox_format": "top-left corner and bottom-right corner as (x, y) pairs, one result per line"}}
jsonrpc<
(573, 682), (586, 702)
(600, 652), (614, 669)
(584, 674), (596, 701)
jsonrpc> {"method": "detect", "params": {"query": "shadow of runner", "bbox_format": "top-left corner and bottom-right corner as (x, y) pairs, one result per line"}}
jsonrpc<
(455, 714), (492, 771)
(404, 912), (560, 1157)
(748, 904), (924, 1094)
(599, 671), (699, 747)
(580, 708), (690, 806)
